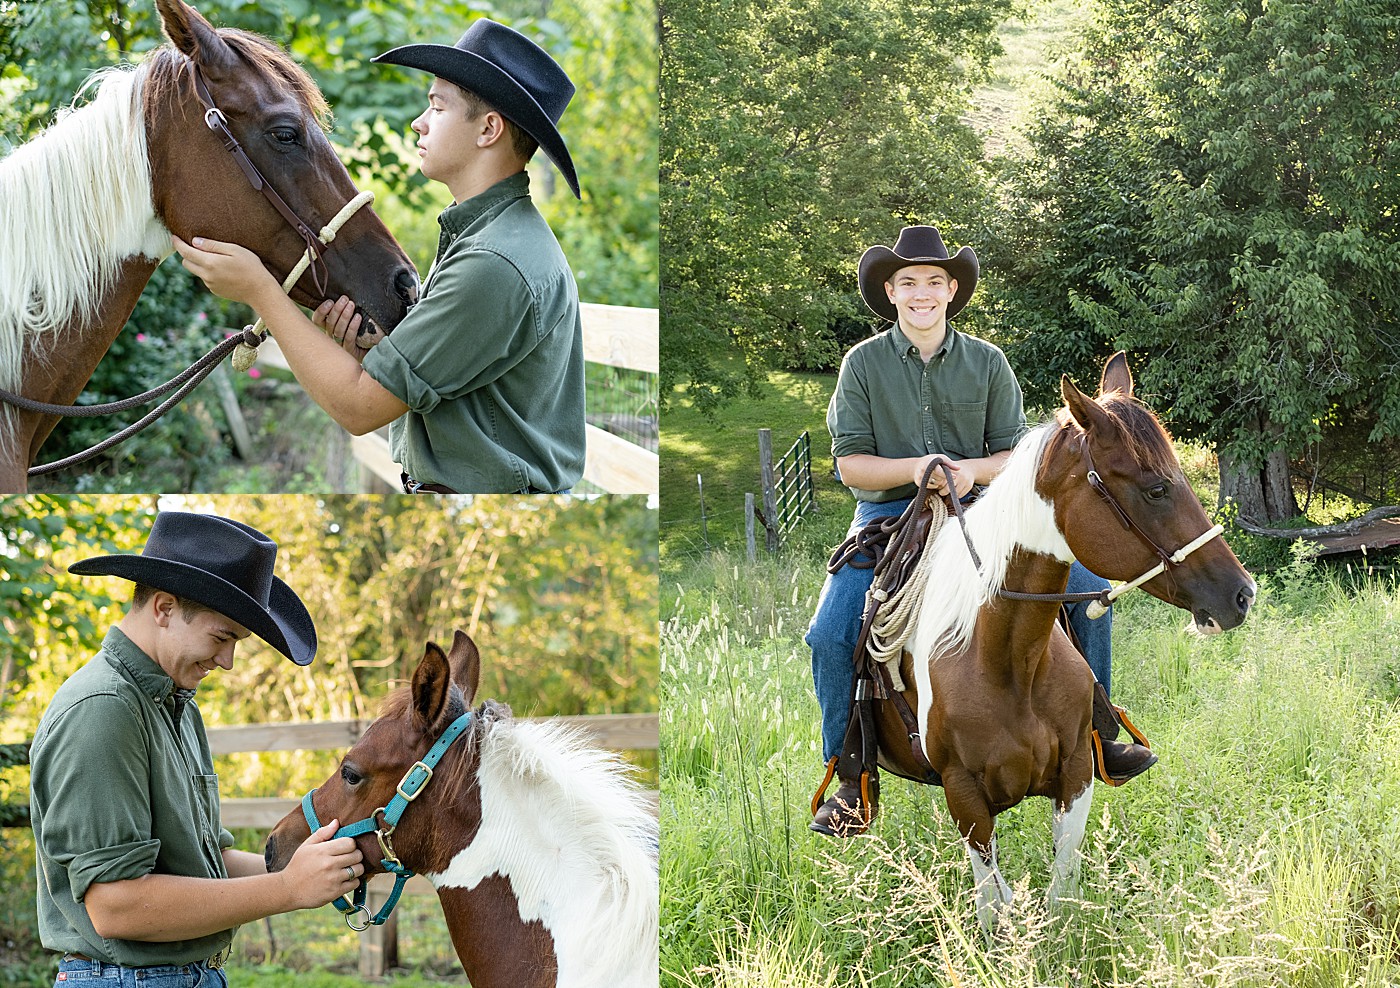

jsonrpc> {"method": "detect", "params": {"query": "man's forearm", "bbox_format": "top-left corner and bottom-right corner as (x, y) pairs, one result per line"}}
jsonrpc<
(837, 449), (1013, 491)
(85, 870), (292, 942)
(222, 847), (268, 878)
(251, 290), (404, 435)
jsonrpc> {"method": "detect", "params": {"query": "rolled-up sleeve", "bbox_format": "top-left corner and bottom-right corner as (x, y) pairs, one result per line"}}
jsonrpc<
(32, 693), (159, 902)
(363, 248), (538, 414)
(984, 349), (1028, 454)
(828, 351), (877, 458)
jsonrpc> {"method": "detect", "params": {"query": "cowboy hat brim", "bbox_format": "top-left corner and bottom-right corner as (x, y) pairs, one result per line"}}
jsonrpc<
(858, 244), (979, 323)
(372, 44), (581, 200)
(68, 556), (317, 666)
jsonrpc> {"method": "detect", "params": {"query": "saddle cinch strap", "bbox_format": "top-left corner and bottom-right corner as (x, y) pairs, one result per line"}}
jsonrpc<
(301, 710), (474, 931)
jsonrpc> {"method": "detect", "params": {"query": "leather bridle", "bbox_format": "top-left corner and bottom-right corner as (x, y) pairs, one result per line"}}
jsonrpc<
(935, 436), (1224, 616)
(186, 60), (331, 297)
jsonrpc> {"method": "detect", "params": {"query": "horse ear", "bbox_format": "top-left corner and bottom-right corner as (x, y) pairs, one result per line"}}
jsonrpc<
(446, 630), (481, 707)
(1099, 351), (1134, 399)
(1061, 373), (1113, 435)
(410, 642), (453, 733)
(155, 0), (236, 73)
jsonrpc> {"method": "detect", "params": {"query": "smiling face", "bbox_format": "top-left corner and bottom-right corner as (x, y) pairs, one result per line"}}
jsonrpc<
(149, 594), (252, 689)
(885, 264), (959, 337)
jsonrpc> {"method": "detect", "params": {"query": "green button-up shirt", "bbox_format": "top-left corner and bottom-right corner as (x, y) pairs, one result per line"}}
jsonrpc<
(363, 172), (586, 493)
(30, 627), (235, 966)
(827, 325), (1027, 502)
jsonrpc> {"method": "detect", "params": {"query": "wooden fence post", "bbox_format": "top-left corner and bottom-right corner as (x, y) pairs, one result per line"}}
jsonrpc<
(758, 429), (778, 551)
(745, 493), (756, 562)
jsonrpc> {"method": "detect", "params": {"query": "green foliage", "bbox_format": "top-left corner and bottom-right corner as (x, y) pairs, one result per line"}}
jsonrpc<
(659, 0), (1014, 412)
(989, 0), (1400, 504)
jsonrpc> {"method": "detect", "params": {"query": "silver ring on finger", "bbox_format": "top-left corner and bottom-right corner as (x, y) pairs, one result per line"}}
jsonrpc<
(345, 865), (356, 880)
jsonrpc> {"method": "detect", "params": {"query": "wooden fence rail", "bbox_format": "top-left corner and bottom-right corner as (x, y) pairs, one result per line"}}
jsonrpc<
(255, 302), (659, 494)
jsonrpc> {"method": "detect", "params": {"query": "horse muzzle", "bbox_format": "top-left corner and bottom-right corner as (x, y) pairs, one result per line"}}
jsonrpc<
(1190, 577), (1256, 634)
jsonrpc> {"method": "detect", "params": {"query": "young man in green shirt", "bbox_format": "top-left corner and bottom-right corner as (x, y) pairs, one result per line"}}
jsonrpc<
(808, 226), (1155, 837)
(175, 19), (586, 493)
(30, 512), (365, 984)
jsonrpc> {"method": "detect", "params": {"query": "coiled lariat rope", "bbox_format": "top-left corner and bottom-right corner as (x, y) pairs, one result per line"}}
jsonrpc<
(0, 190), (375, 476)
(866, 495), (946, 691)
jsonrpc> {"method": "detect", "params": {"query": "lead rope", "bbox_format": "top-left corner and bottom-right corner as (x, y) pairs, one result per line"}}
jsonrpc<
(231, 188), (376, 371)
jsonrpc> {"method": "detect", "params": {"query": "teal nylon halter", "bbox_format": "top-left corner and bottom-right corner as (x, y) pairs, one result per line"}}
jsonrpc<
(302, 710), (474, 931)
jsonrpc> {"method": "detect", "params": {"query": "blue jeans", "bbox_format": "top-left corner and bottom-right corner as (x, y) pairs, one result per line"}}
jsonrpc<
(807, 500), (1114, 762)
(54, 956), (228, 988)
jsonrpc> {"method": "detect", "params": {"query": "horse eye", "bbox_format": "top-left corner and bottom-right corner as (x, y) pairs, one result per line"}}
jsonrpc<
(341, 766), (363, 786)
(271, 128), (300, 145)
(1146, 483), (1169, 501)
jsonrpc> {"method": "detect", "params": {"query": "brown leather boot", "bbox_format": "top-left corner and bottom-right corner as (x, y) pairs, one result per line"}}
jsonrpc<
(810, 773), (878, 837)
(1092, 681), (1157, 785)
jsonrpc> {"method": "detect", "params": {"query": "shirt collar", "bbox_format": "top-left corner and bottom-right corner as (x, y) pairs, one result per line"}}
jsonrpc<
(102, 626), (176, 707)
(889, 323), (958, 361)
(438, 171), (531, 239)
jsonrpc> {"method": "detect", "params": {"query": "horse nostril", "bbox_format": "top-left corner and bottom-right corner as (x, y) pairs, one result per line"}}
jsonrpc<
(264, 839), (276, 872)
(395, 268), (419, 306)
(1237, 586), (1254, 614)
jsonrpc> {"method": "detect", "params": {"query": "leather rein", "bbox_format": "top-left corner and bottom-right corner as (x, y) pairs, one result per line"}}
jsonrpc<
(936, 437), (1224, 613)
(0, 59), (371, 476)
(301, 711), (474, 932)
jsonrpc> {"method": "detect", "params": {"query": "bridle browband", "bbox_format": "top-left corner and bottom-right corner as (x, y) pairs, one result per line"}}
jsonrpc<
(936, 427), (1224, 616)
(301, 711), (474, 932)
(187, 60), (329, 297)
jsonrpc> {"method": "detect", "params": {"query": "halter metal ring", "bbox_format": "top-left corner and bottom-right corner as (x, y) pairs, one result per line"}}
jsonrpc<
(345, 904), (373, 932)
(204, 106), (228, 131)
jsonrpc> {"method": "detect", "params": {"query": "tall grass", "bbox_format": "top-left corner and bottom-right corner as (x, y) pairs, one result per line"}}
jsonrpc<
(662, 520), (1400, 986)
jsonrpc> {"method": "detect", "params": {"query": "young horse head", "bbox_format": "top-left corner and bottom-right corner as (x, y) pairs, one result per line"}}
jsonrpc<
(899, 351), (1255, 929)
(0, 0), (418, 489)
(264, 631), (659, 988)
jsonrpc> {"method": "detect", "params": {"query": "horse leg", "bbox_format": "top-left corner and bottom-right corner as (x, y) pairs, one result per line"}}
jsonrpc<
(1048, 780), (1093, 909)
(945, 777), (1010, 932)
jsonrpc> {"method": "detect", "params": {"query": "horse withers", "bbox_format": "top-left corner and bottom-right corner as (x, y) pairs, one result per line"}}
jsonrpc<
(867, 352), (1254, 930)
(265, 632), (659, 988)
(0, 0), (417, 490)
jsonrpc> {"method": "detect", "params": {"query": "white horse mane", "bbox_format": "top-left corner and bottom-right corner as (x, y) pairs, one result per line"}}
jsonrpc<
(0, 61), (171, 416)
(910, 423), (1075, 663)
(427, 717), (659, 987)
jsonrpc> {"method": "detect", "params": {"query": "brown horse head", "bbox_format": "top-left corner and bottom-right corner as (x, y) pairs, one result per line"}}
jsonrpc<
(266, 631), (489, 878)
(1046, 351), (1255, 632)
(265, 631), (659, 987)
(147, 0), (416, 341)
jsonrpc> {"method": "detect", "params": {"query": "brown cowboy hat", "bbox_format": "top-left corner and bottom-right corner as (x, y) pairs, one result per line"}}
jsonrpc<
(858, 226), (979, 323)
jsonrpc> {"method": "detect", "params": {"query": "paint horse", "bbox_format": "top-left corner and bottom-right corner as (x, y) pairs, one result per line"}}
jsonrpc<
(871, 352), (1255, 928)
(265, 632), (660, 988)
(0, 0), (417, 491)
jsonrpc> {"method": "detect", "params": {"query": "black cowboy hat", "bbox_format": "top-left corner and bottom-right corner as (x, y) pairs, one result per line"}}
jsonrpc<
(69, 512), (317, 666)
(858, 226), (979, 323)
(372, 19), (581, 200)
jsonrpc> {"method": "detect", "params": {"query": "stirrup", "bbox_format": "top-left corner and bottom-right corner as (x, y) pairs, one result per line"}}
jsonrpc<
(810, 756), (838, 816)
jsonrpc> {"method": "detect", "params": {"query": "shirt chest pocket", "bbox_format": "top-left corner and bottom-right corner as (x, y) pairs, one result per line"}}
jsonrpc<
(939, 400), (989, 459)
(190, 774), (223, 871)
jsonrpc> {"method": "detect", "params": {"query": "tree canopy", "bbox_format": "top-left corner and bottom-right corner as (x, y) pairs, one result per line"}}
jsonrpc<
(660, 0), (1013, 412)
(988, 0), (1400, 521)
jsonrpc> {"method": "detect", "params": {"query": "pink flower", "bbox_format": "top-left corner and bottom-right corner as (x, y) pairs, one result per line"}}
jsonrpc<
(136, 333), (146, 342)
(248, 368), (262, 379)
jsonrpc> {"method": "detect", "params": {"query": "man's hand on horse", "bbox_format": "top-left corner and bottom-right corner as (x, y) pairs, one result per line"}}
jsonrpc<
(171, 235), (279, 309)
(313, 295), (384, 361)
